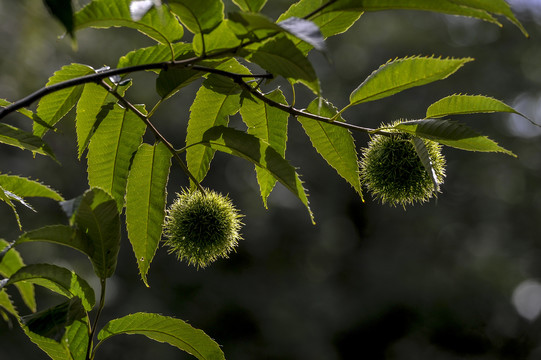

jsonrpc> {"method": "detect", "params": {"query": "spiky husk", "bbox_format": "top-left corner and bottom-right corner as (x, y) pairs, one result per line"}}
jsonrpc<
(163, 188), (243, 268)
(360, 124), (446, 207)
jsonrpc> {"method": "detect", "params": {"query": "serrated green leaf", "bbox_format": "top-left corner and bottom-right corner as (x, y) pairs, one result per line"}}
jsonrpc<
(3, 264), (95, 311)
(299, 99), (362, 198)
(126, 142), (171, 287)
(426, 94), (524, 118)
(232, 0), (267, 12)
(15, 225), (92, 261)
(23, 318), (86, 360)
(0, 239), (35, 312)
(75, 83), (110, 158)
(74, 0), (184, 44)
(87, 104), (147, 210)
(74, 188), (120, 279)
(0, 289), (18, 319)
(240, 89), (289, 207)
(349, 56), (473, 106)
(278, 0), (363, 54)
(117, 43), (192, 69)
(168, 0), (224, 34)
(0, 123), (56, 159)
(412, 137), (439, 192)
(393, 119), (515, 156)
(44, 0), (74, 37)
(97, 312), (225, 360)
(0, 174), (63, 201)
(244, 35), (320, 94)
(186, 62), (248, 185)
(35, 64), (95, 138)
(0, 98), (55, 130)
(320, 0), (527, 36)
(199, 126), (314, 223)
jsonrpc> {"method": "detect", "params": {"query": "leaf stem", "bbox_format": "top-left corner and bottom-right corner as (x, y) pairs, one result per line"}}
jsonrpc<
(87, 278), (106, 360)
(99, 81), (206, 193)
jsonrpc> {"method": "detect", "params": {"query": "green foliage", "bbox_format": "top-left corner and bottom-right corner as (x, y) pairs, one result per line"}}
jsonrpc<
(97, 312), (226, 360)
(0, 0), (533, 359)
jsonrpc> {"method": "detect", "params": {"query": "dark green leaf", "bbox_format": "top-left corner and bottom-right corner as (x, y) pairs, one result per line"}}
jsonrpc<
(43, 0), (74, 37)
(349, 56), (473, 106)
(0, 98), (54, 130)
(199, 126), (314, 223)
(3, 264), (95, 311)
(393, 119), (515, 156)
(240, 89), (289, 207)
(98, 312), (225, 360)
(126, 142), (172, 286)
(22, 297), (85, 342)
(244, 35), (320, 94)
(87, 104), (147, 210)
(299, 99), (362, 198)
(75, 0), (184, 44)
(74, 188), (121, 279)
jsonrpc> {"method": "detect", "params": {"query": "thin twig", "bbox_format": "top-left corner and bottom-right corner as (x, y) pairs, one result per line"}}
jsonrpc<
(232, 78), (388, 135)
(99, 81), (206, 193)
(86, 278), (106, 360)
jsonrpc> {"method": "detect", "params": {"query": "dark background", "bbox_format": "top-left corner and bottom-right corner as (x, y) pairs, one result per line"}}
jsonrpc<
(1, 1), (541, 359)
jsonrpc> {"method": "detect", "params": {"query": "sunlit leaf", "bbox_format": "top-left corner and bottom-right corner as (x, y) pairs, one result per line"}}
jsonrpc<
(35, 64), (95, 138)
(185, 60), (249, 186)
(126, 142), (171, 286)
(240, 89), (289, 207)
(74, 0), (184, 44)
(299, 99), (362, 198)
(199, 126), (314, 223)
(426, 94), (525, 118)
(0, 123), (56, 159)
(0, 289), (18, 319)
(349, 56), (473, 106)
(98, 312), (225, 360)
(117, 43), (192, 69)
(393, 119), (515, 156)
(0, 174), (63, 201)
(87, 104), (147, 210)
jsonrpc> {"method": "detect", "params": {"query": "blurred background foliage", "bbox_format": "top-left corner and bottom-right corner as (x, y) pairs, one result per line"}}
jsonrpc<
(1, 1), (541, 359)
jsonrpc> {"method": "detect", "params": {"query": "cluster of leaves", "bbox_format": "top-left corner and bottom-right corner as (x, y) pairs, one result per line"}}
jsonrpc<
(0, 0), (533, 359)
